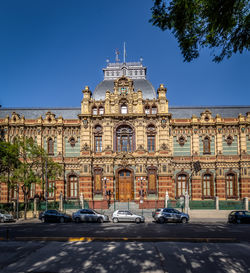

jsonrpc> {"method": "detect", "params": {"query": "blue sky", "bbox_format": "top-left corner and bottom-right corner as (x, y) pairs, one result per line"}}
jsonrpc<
(0, 0), (249, 108)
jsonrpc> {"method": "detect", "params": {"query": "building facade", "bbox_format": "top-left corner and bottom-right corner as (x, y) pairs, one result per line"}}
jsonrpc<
(1, 60), (250, 207)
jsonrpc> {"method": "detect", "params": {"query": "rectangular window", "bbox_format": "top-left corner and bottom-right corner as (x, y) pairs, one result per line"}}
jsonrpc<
(147, 136), (155, 152)
(95, 136), (102, 152)
(48, 182), (55, 198)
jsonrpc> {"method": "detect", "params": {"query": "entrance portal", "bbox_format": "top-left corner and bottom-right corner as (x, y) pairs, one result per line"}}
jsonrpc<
(118, 169), (133, 201)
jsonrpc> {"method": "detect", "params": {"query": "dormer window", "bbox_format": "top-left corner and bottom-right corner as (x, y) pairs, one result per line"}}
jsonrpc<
(121, 104), (128, 114)
(145, 106), (150, 114)
(152, 106), (157, 114)
(92, 107), (97, 115)
(99, 107), (104, 115)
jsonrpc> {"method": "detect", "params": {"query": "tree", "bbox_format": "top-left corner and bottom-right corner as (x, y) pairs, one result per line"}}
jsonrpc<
(1, 138), (62, 219)
(150, 0), (250, 62)
(0, 140), (20, 202)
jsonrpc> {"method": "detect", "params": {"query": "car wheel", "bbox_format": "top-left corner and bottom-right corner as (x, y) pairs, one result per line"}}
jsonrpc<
(113, 217), (119, 223)
(236, 219), (241, 224)
(158, 217), (165, 224)
(41, 217), (45, 223)
(97, 217), (104, 223)
(181, 217), (188, 224)
(0, 218), (4, 223)
(75, 217), (81, 223)
(135, 218), (141, 223)
(59, 217), (65, 223)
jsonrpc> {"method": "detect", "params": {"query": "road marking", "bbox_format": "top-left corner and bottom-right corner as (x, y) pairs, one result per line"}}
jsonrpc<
(12, 237), (238, 243)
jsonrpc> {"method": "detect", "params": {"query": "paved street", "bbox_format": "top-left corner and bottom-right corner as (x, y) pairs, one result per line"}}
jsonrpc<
(0, 219), (250, 242)
(0, 241), (250, 272)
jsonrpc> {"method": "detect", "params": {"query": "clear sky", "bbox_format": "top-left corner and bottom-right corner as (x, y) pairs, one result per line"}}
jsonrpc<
(0, 0), (249, 108)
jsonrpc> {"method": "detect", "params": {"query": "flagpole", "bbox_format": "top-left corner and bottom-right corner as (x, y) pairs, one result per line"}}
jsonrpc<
(123, 42), (126, 63)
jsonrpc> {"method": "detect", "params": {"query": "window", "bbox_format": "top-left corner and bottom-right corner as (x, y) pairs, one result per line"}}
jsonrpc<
(145, 106), (150, 114)
(147, 136), (155, 152)
(99, 107), (104, 115)
(69, 175), (78, 198)
(48, 181), (55, 198)
(116, 125), (133, 152)
(92, 107), (97, 115)
(147, 167), (157, 193)
(203, 174), (213, 198)
(95, 136), (102, 152)
(30, 183), (36, 198)
(226, 173), (236, 198)
(177, 174), (187, 197)
(151, 106), (157, 114)
(162, 165), (167, 172)
(121, 104), (128, 114)
(47, 138), (54, 155)
(69, 137), (76, 147)
(203, 137), (211, 154)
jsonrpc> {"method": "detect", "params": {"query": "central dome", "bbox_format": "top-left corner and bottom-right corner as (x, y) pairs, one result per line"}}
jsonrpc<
(93, 61), (156, 100)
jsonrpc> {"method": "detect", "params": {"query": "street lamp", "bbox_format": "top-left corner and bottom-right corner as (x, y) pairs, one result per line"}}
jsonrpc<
(138, 177), (145, 216)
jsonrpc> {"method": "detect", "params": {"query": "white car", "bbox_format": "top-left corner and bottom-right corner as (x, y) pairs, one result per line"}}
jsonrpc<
(0, 210), (15, 223)
(112, 210), (145, 223)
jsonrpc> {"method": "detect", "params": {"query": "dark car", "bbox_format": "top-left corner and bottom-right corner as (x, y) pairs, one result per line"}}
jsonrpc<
(72, 209), (109, 223)
(152, 208), (189, 223)
(228, 210), (250, 224)
(39, 209), (72, 223)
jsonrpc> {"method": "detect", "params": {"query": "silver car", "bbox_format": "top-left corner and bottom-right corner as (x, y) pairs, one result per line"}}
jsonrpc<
(152, 208), (189, 223)
(112, 210), (145, 223)
(0, 210), (15, 223)
(72, 209), (109, 223)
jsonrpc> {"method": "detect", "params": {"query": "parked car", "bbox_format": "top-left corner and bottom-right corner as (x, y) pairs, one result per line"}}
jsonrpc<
(0, 210), (15, 223)
(152, 208), (189, 223)
(72, 209), (109, 223)
(39, 210), (72, 223)
(112, 210), (145, 223)
(228, 210), (250, 224)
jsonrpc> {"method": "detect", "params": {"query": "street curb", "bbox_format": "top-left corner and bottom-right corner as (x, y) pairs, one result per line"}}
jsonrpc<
(0, 237), (238, 243)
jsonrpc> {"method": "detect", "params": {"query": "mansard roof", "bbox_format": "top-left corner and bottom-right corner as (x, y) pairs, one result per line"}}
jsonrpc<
(93, 79), (156, 100)
(0, 106), (250, 120)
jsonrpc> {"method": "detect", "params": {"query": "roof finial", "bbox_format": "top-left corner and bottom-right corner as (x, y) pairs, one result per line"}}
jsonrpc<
(115, 49), (120, 62)
(123, 42), (126, 63)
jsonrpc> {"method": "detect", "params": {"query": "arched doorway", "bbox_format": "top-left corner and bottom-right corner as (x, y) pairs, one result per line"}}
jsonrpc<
(117, 169), (133, 201)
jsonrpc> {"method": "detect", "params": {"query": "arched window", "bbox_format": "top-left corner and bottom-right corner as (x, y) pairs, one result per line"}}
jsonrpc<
(47, 138), (54, 155)
(116, 125), (134, 152)
(121, 104), (128, 114)
(226, 173), (237, 198)
(145, 106), (150, 114)
(203, 174), (213, 198)
(68, 175), (78, 198)
(92, 107), (97, 115)
(203, 137), (211, 154)
(177, 174), (187, 197)
(151, 105), (157, 114)
(99, 106), (104, 115)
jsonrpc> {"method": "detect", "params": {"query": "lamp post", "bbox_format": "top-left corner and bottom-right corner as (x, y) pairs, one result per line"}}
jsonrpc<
(138, 177), (145, 216)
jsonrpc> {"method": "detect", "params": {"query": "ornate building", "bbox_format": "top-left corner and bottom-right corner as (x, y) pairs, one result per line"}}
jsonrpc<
(1, 60), (250, 208)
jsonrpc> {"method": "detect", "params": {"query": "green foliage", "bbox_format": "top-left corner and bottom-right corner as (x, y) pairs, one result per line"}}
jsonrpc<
(150, 0), (250, 62)
(0, 140), (20, 175)
(0, 137), (62, 218)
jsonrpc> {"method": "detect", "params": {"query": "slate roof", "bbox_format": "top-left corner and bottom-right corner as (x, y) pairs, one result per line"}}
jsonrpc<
(93, 79), (156, 100)
(0, 106), (249, 120)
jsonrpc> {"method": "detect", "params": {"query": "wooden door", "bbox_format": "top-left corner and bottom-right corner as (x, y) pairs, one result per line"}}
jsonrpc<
(118, 170), (133, 201)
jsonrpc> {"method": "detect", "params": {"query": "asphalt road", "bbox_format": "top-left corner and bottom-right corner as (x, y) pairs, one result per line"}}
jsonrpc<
(0, 219), (250, 242)
(1, 241), (250, 273)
